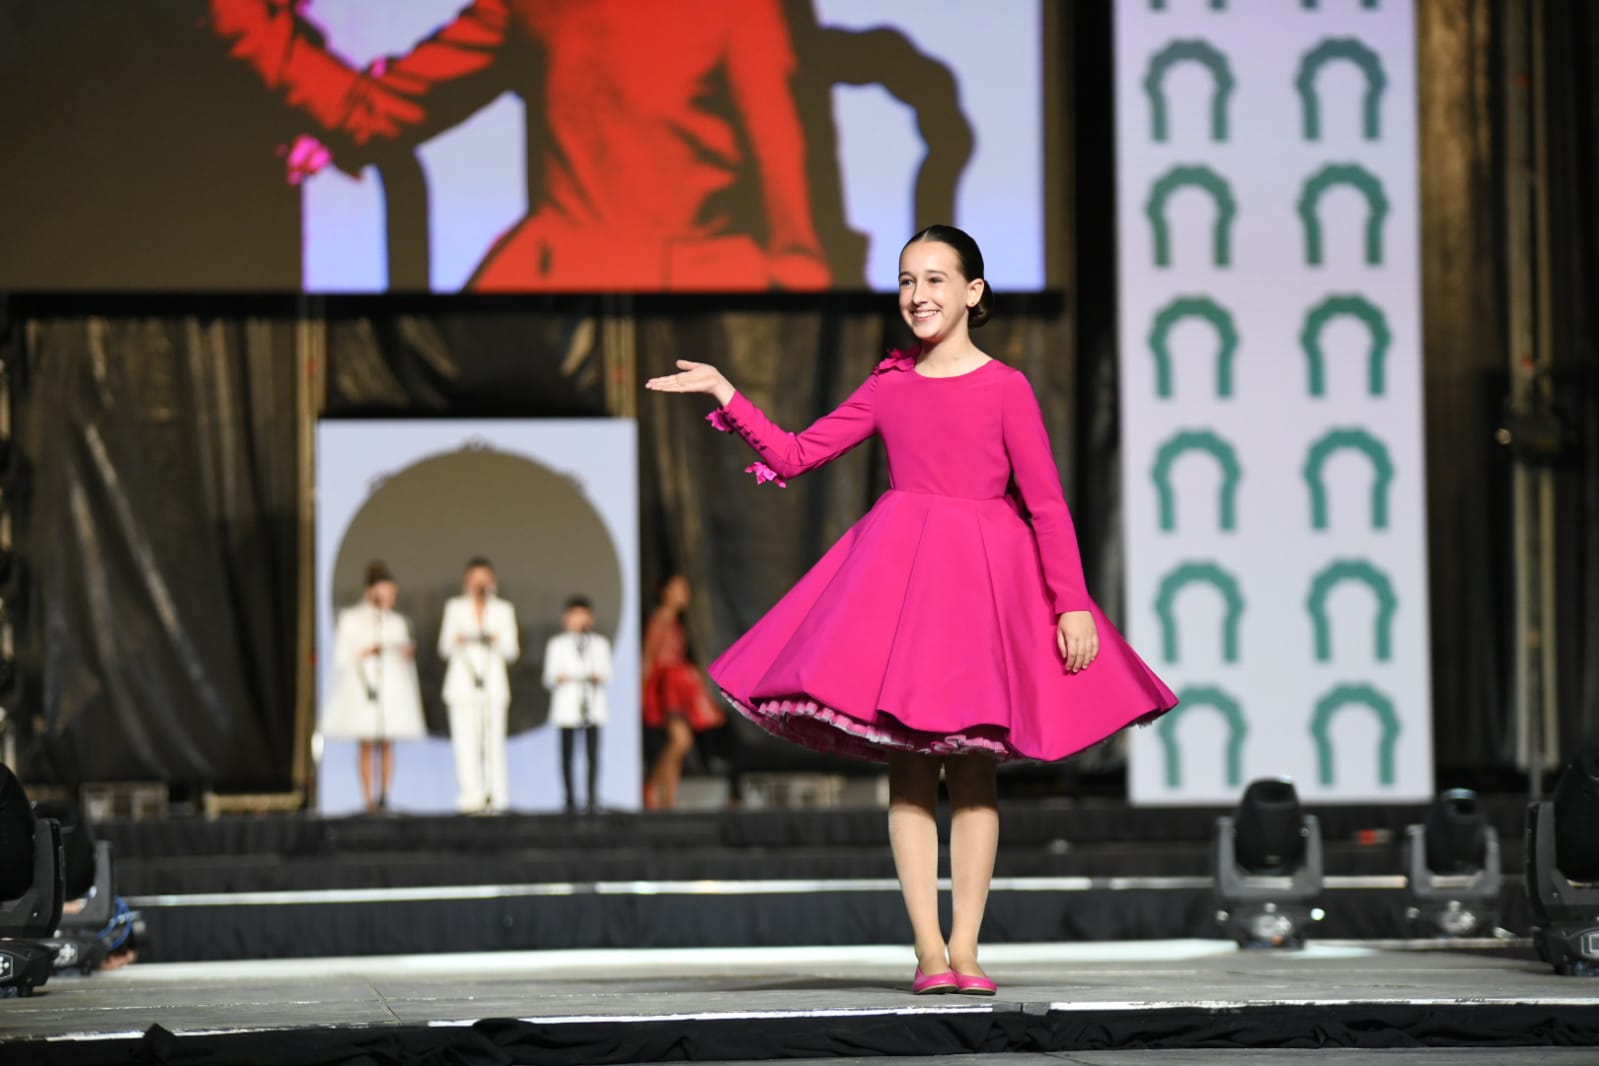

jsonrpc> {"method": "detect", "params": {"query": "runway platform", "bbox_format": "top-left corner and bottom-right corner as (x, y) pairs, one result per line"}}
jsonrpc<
(5, 941), (1598, 1065)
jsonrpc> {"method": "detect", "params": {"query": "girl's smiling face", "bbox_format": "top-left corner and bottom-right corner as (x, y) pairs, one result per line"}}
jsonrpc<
(898, 239), (983, 345)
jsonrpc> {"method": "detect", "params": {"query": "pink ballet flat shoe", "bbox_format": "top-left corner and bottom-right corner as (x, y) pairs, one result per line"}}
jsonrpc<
(952, 971), (997, 996)
(912, 967), (958, 995)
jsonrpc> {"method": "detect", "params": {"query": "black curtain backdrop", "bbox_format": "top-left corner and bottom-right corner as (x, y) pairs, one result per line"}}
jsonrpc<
(3, 4), (1594, 792)
(7, 311), (300, 788)
(1542, 0), (1599, 752)
(1414, 0), (1518, 775)
(320, 299), (610, 418)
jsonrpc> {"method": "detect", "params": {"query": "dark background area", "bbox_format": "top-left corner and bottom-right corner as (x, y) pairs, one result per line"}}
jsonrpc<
(0, 1), (1593, 796)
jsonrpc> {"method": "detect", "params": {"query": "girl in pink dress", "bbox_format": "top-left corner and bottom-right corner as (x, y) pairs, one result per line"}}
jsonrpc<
(646, 225), (1176, 995)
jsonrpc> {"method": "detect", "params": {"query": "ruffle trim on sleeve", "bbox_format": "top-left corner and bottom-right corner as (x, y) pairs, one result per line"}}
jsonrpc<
(745, 462), (788, 488)
(706, 407), (786, 487)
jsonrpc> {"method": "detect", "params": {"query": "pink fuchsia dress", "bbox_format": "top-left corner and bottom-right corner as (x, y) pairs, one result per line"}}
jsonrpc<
(706, 352), (1178, 762)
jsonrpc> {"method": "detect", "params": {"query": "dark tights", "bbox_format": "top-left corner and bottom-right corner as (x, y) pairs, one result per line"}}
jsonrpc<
(561, 726), (600, 810)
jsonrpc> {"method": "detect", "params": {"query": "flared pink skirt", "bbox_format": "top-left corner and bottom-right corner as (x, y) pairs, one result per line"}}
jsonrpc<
(708, 490), (1177, 763)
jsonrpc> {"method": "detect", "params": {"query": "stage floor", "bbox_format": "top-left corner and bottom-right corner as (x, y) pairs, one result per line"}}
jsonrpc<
(6, 941), (1599, 1063)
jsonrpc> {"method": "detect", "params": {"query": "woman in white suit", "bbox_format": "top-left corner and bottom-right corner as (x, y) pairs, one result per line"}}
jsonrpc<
(439, 557), (521, 813)
(323, 562), (426, 812)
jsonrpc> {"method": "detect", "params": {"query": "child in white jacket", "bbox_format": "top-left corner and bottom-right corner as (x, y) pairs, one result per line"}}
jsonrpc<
(543, 595), (613, 813)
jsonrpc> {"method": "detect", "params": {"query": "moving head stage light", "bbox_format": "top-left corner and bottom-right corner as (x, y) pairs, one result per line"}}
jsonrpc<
(1526, 743), (1599, 975)
(1214, 779), (1325, 949)
(1404, 788), (1502, 938)
(0, 767), (63, 998)
(32, 800), (140, 975)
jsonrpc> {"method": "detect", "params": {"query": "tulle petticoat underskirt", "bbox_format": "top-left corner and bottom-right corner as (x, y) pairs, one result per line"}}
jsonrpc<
(722, 690), (1169, 764)
(724, 691), (1014, 762)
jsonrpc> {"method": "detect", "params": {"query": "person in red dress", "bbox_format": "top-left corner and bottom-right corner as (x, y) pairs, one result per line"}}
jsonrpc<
(641, 574), (725, 810)
(203, 0), (831, 290)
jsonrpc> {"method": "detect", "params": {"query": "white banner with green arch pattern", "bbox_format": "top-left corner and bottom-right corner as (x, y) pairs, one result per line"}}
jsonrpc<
(1115, 0), (1433, 804)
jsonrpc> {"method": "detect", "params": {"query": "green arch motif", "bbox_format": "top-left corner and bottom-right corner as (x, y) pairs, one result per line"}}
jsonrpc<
(1307, 559), (1397, 662)
(1301, 295), (1390, 397)
(1302, 0), (1380, 8)
(1154, 561), (1244, 663)
(1146, 165), (1236, 268)
(1144, 40), (1235, 143)
(1302, 428), (1394, 530)
(1152, 0), (1228, 9)
(1296, 39), (1387, 141)
(1311, 683), (1400, 786)
(1297, 164), (1388, 265)
(1151, 430), (1241, 532)
(1150, 296), (1239, 399)
(1157, 685), (1246, 788)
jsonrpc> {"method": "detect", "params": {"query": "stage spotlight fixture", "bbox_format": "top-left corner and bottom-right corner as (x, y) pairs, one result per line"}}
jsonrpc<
(1214, 778), (1325, 949)
(0, 769), (65, 997)
(1403, 788), (1501, 938)
(1526, 743), (1599, 975)
(34, 801), (132, 976)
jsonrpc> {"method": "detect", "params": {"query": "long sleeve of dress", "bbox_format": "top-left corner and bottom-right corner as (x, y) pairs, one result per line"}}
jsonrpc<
(713, 375), (877, 482)
(1000, 371), (1092, 615)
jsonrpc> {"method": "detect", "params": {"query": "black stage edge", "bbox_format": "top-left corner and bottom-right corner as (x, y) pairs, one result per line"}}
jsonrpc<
(125, 883), (1539, 963)
(11, 1000), (1599, 1066)
(100, 800), (1541, 962)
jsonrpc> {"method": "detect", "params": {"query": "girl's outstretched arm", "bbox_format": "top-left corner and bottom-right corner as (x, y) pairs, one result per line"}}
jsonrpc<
(646, 360), (876, 481)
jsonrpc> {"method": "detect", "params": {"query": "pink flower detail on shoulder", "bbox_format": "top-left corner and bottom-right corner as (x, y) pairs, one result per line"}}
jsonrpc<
(874, 348), (917, 374)
(745, 462), (788, 488)
(705, 408), (734, 433)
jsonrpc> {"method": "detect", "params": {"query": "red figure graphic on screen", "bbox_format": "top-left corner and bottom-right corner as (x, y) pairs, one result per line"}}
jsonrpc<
(205, 0), (831, 291)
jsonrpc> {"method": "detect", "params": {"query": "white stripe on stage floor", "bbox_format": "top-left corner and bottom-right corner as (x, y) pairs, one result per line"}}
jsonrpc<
(124, 874), (1413, 908)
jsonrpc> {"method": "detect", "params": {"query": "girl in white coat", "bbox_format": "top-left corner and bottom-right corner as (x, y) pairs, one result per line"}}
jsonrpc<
(323, 562), (426, 812)
(543, 596), (613, 813)
(439, 557), (521, 813)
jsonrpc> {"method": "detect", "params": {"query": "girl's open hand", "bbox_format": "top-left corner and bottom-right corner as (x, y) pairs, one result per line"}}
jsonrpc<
(645, 361), (735, 406)
(1057, 611), (1099, 673)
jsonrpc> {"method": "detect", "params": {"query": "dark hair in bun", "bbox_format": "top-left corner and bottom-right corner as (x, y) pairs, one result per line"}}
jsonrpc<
(364, 560), (395, 588)
(904, 224), (993, 328)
